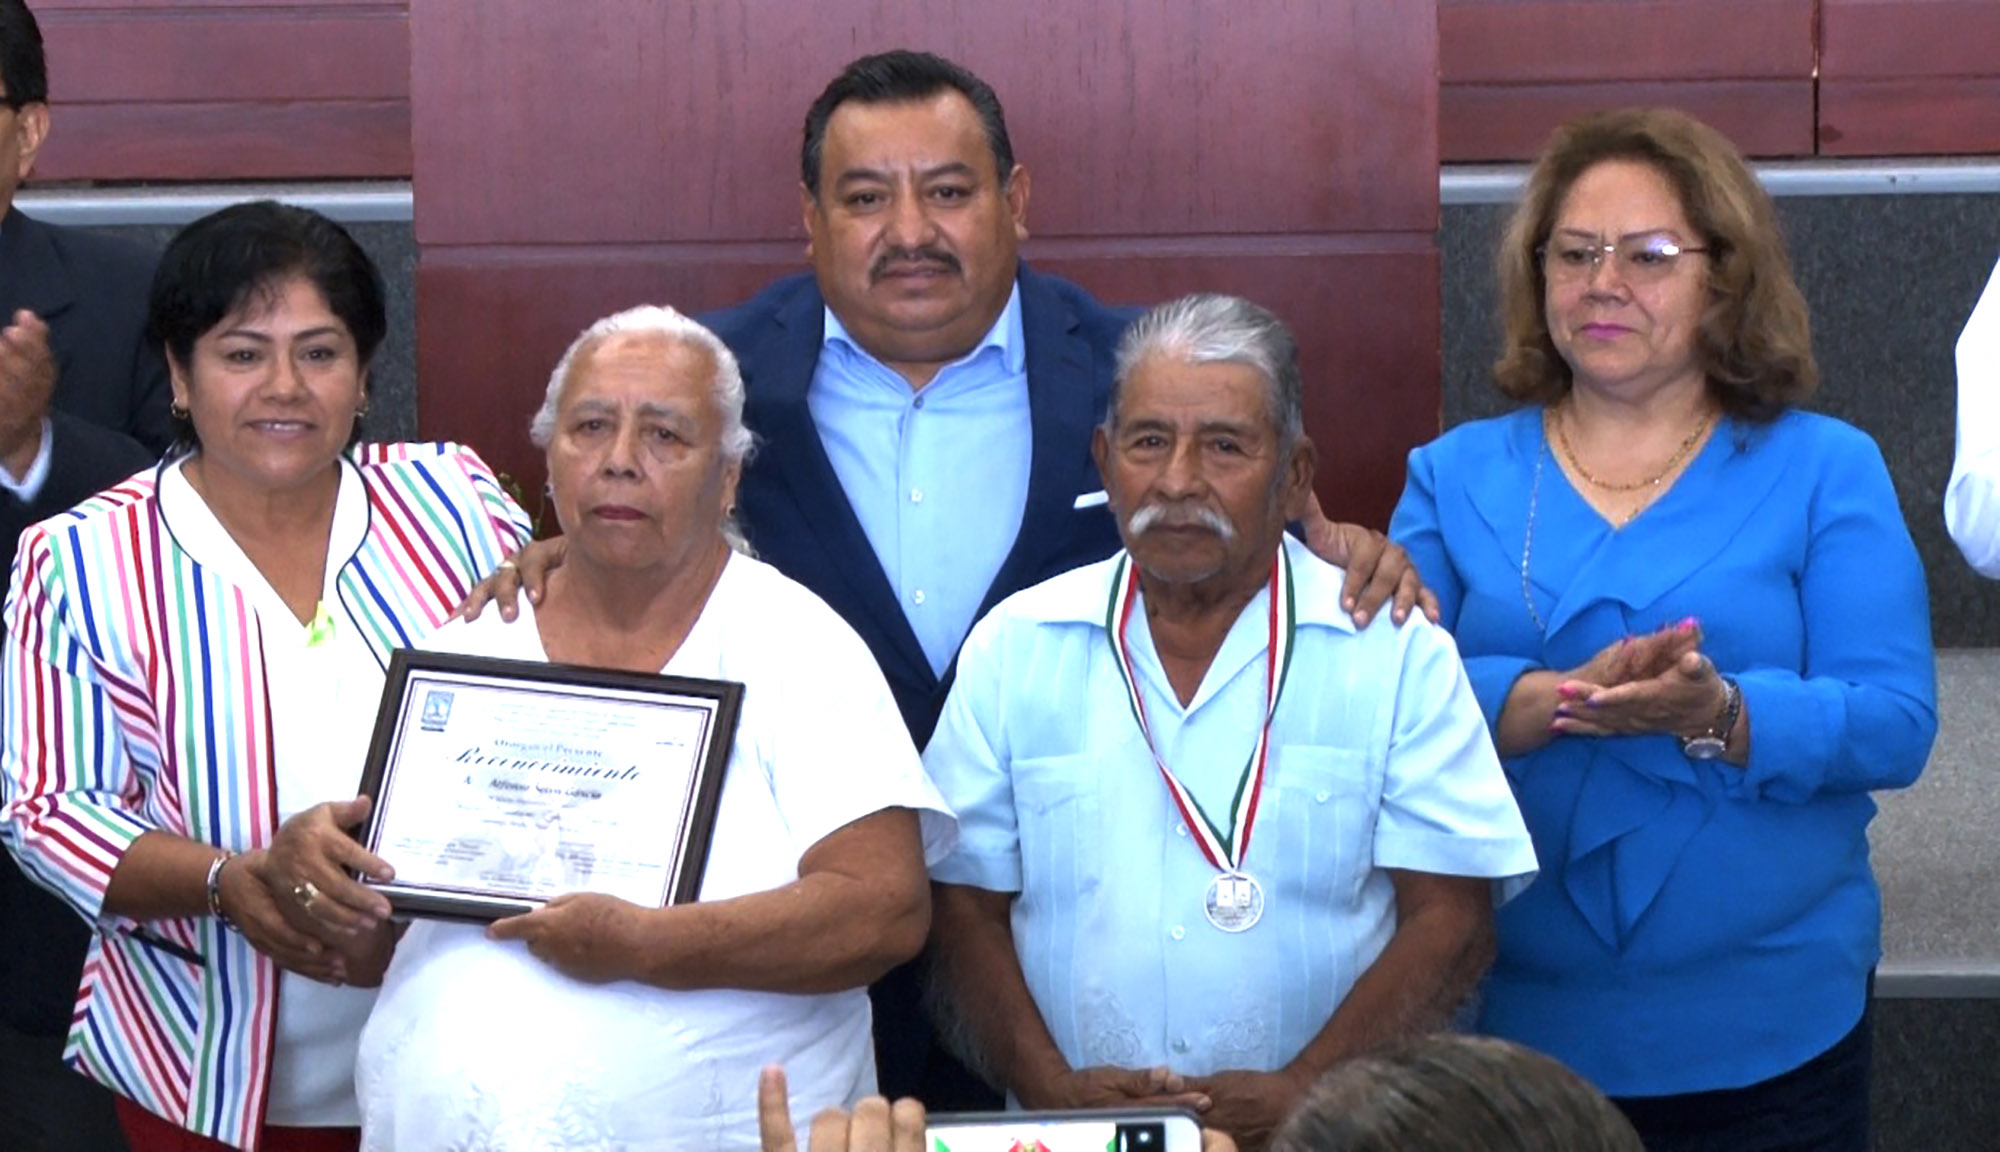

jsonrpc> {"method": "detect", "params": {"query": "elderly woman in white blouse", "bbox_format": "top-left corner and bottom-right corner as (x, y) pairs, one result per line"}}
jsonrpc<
(305, 305), (954, 1151)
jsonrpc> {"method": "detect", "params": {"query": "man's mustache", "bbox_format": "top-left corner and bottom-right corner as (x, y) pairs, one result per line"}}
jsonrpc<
(871, 247), (961, 283)
(1126, 502), (1236, 540)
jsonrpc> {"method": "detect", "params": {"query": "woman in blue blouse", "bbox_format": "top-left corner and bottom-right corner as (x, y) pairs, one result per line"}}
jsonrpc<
(1391, 107), (1935, 1151)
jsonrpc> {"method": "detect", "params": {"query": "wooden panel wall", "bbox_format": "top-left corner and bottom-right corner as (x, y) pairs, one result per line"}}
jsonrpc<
(410, 1), (1441, 529)
(1440, 0), (2000, 161)
(1441, 0), (1816, 161)
(1820, 0), (2000, 155)
(28, 0), (409, 183)
(16, 2), (1998, 180)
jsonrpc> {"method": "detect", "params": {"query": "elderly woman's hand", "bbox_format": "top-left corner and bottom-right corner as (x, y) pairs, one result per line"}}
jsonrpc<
(261, 797), (394, 946)
(1551, 648), (1732, 740)
(485, 891), (649, 983)
(458, 537), (568, 623)
(758, 1066), (927, 1152)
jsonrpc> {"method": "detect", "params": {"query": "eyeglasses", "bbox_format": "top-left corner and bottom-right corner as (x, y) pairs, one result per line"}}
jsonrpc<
(1537, 234), (1710, 286)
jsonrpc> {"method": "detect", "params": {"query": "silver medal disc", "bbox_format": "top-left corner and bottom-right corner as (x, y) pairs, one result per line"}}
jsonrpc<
(1203, 872), (1264, 933)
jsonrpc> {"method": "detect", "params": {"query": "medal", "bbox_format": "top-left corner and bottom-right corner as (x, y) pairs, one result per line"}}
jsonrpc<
(1107, 548), (1295, 934)
(1203, 872), (1265, 933)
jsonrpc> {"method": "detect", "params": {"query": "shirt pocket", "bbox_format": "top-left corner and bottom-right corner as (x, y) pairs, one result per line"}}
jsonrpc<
(1011, 753), (1103, 903)
(1263, 745), (1380, 906)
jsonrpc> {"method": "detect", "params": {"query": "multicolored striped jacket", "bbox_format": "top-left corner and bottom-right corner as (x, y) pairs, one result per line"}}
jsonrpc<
(0, 442), (531, 1150)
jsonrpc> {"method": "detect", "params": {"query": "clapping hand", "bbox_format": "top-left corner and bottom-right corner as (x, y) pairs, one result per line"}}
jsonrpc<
(1550, 619), (1730, 740)
(1551, 646), (1731, 740)
(0, 309), (55, 477)
(1561, 618), (1704, 694)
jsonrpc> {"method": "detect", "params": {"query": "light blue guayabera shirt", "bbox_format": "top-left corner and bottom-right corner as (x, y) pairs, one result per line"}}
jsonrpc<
(926, 535), (1538, 1077)
(808, 284), (1030, 677)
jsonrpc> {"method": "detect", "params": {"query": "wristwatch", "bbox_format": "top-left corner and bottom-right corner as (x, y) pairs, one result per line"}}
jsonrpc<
(1680, 676), (1741, 760)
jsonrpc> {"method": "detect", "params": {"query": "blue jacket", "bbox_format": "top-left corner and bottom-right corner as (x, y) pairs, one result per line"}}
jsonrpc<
(1391, 407), (1937, 1096)
(704, 265), (1134, 745)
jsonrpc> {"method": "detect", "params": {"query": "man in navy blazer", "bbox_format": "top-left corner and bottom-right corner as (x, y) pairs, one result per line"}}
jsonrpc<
(703, 51), (1425, 1109)
(0, 4), (169, 1148)
(707, 263), (1130, 748)
(0, 210), (169, 572)
(490, 48), (1424, 1111)
(0, 0), (170, 588)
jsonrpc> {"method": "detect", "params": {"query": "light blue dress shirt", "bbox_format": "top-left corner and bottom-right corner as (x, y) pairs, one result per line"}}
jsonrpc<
(925, 535), (1537, 1077)
(808, 285), (1031, 677)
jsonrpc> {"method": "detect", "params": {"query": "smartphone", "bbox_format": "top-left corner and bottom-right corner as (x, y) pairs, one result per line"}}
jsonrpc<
(925, 1107), (1203, 1152)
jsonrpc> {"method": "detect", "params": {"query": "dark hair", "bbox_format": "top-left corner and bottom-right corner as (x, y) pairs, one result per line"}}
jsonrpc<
(1493, 107), (1816, 421)
(801, 49), (1015, 199)
(148, 201), (386, 449)
(149, 200), (386, 373)
(0, 0), (48, 107)
(1271, 1034), (1643, 1152)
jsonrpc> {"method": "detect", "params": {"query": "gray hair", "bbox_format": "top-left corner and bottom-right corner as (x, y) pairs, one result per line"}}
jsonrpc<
(1107, 293), (1306, 447)
(530, 304), (757, 552)
(1271, 1034), (1643, 1152)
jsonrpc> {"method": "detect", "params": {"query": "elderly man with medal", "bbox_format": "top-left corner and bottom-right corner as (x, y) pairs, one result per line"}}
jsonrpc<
(923, 294), (1538, 1151)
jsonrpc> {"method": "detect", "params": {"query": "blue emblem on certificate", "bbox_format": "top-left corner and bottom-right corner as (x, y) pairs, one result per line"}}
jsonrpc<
(420, 689), (454, 731)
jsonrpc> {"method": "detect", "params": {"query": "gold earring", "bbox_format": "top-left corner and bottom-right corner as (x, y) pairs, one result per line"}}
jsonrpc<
(170, 401), (189, 420)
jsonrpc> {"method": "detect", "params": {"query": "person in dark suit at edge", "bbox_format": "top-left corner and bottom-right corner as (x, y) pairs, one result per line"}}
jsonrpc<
(473, 50), (1433, 1109)
(0, 2), (172, 1148)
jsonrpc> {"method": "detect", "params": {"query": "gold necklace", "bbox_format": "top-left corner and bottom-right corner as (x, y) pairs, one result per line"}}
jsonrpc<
(1552, 405), (1715, 493)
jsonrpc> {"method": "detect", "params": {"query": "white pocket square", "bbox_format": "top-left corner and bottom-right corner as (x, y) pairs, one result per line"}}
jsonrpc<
(1072, 490), (1109, 509)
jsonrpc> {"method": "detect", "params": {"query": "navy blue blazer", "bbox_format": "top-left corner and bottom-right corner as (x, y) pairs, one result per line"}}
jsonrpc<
(705, 266), (1134, 745)
(0, 206), (173, 456)
(0, 207), (167, 1038)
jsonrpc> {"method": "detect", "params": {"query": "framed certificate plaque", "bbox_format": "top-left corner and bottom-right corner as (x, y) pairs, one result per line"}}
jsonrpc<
(354, 650), (743, 923)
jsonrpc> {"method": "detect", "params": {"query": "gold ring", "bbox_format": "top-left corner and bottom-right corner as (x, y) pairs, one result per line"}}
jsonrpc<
(496, 559), (519, 573)
(292, 881), (321, 911)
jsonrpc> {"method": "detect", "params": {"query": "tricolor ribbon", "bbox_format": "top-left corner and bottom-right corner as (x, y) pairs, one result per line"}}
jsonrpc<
(1105, 547), (1296, 875)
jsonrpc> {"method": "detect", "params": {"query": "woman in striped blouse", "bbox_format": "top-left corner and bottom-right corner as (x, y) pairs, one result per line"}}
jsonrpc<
(0, 201), (531, 1152)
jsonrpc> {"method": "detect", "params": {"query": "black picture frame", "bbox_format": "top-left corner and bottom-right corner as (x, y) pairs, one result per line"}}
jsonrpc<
(354, 649), (743, 924)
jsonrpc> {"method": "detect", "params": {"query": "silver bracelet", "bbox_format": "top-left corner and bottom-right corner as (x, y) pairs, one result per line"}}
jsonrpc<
(206, 851), (238, 931)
